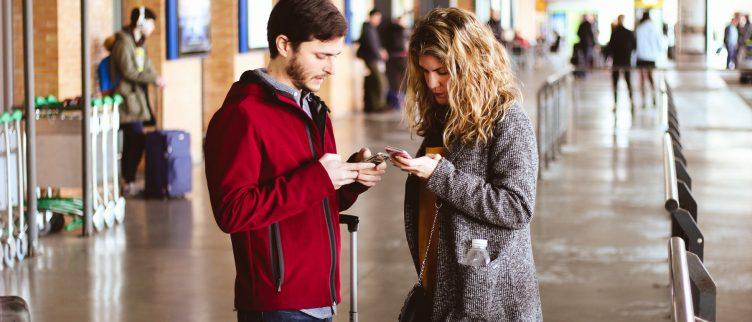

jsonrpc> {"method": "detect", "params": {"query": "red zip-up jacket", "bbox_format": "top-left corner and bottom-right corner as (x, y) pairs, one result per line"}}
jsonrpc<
(204, 70), (368, 312)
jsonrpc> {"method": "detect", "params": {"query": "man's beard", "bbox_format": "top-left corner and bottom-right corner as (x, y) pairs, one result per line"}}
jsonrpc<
(286, 54), (313, 92)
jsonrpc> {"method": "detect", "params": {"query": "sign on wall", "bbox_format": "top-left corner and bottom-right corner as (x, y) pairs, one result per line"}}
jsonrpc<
(166, 0), (212, 59)
(239, 0), (274, 52)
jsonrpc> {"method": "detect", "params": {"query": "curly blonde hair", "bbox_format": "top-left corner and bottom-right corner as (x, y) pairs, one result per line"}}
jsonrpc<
(404, 7), (521, 146)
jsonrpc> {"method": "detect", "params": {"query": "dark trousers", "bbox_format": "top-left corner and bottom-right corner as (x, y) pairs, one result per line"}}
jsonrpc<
(120, 122), (145, 184)
(727, 45), (738, 69)
(611, 68), (633, 104)
(238, 310), (332, 322)
(363, 60), (387, 112)
(386, 57), (407, 109)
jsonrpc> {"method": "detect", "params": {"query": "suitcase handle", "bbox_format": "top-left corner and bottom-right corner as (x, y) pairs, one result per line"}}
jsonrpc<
(339, 214), (359, 233)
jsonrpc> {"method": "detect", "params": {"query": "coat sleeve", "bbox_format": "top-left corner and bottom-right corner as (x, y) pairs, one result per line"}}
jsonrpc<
(426, 107), (538, 230)
(205, 106), (336, 234)
(111, 40), (158, 85)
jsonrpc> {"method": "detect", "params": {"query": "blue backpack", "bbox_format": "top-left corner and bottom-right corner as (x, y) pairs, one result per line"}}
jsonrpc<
(98, 56), (120, 94)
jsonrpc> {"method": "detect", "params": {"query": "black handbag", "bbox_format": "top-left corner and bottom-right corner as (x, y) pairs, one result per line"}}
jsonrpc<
(399, 203), (441, 322)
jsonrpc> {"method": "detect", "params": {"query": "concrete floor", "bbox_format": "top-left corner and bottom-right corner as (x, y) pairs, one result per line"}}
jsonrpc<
(1, 67), (750, 322)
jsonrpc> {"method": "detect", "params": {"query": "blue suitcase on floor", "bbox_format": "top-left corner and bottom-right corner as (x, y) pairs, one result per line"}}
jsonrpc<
(145, 130), (192, 198)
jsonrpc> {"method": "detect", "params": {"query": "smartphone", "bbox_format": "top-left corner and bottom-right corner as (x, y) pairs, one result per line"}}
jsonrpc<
(365, 152), (390, 165)
(385, 146), (412, 159)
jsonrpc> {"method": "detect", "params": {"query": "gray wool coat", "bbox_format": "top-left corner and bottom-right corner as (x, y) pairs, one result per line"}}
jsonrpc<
(403, 104), (543, 321)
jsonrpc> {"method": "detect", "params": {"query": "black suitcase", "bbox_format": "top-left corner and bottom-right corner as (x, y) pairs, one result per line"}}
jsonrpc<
(144, 130), (192, 198)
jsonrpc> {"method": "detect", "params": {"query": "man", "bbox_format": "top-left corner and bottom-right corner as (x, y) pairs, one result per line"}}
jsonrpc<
(725, 15), (740, 69)
(607, 15), (636, 109)
(577, 14), (596, 69)
(111, 7), (166, 195)
(739, 14), (752, 53)
(487, 10), (504, 44)
(383, 14), (409, 109)
(356, 9), (388, 113)
(204, 1), (387, 321)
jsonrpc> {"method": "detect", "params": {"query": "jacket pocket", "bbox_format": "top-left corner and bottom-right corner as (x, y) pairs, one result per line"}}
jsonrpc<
(457, 256), (504, 319)
(123, 91), (141, 116)
(269, 223), (285, 292)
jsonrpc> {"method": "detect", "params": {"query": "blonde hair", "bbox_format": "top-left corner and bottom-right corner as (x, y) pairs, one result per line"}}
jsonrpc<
(404, 7), (521, 147)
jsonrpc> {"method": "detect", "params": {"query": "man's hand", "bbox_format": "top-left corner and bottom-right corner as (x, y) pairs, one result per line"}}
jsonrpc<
(350, 148), (387, 187)
(155, 76), (167, 88)
(391, 154), (441, 179)
(319, 154), (375, 190)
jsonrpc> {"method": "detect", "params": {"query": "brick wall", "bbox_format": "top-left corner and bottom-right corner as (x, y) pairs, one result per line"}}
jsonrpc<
(202, 0), (238, 131)
(13, 0), (59, 103)
(11, 0), (114, 103)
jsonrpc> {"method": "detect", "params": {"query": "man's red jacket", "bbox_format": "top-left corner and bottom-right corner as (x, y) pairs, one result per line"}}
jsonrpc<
(204, 70), (367, 311)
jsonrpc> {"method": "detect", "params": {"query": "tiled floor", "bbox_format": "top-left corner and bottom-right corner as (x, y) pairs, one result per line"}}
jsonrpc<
(1, 66), (750, 321)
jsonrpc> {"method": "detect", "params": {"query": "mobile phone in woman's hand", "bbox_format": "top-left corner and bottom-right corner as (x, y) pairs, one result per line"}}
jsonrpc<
(385, 146), (412, 160)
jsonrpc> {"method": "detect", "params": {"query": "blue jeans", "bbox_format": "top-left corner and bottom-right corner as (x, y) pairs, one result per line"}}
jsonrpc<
(237, 310), (332, 322)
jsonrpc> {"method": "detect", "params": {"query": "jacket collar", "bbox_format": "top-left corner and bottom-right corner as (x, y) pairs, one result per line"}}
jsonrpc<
(239, 69), (330, 115)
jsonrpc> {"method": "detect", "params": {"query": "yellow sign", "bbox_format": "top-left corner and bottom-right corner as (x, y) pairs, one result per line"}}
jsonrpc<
(536, 0), (546, 12)
(635, 0), (664, 9)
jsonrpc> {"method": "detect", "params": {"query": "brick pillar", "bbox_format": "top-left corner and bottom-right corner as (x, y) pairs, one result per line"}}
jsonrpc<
(202, 0), (238, 131)
(11, 0), (114, 104)
(13, 0), (58, 104)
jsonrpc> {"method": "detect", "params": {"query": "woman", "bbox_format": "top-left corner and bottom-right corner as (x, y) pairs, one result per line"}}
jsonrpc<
(635, 11), (663, 106)
(391, 8), (541, 321)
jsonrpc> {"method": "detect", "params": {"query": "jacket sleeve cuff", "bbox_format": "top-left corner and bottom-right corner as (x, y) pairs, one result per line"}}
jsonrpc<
(425, 157), (454, 199)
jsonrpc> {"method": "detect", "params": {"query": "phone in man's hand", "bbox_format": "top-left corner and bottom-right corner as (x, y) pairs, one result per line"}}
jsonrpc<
(365, 152), (390, 165)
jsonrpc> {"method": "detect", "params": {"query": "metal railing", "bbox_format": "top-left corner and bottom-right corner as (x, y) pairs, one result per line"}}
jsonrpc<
(661, 81), (717, 322)
(536, 68), (573, 178)
(669, 237), (717, 322)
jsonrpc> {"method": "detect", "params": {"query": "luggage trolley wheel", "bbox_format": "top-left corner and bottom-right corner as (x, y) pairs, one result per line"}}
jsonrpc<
(3, 237), (16, 267)
(115, 197), (126, 224)
(15, 236), (27, 262)
(93, 206), (106, 232)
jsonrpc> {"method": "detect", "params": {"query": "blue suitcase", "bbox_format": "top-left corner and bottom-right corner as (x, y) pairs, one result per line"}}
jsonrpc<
(145, 130), (192, 198)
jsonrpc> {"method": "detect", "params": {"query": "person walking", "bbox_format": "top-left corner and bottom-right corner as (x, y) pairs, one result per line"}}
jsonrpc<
(356, 9), (389, 113)
(392, 8), (541, 321)
(724, 15), (740, 69)
(384, 15), (410, 110)
(635, 11), (663, 107)
(577, 14), (596, 70)
(110, 6), (165, 195)
(487, 10), (505, 44)
(204, 1), (387, 321)
(607, 15), (636, 110)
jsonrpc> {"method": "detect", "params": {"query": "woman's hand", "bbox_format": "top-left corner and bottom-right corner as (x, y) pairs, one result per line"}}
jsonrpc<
(391, 154), (442, 179)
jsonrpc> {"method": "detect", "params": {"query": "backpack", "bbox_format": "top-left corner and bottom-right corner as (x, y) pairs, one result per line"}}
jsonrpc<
(98, 56), (121, 95)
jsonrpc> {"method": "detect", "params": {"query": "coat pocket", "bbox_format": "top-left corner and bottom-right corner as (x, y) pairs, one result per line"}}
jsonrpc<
(123, 91), (142, 116)
(457, 257), (504, 319)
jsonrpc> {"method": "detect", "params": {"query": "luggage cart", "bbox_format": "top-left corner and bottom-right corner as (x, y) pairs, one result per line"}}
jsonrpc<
(100, 97), (115, 228)
(90, 98), (106, 231)
(1, 112), (20, 267)
(10, 111), (27, 262)
(111, 95), (126, 224)
(32, 95), (126, 234)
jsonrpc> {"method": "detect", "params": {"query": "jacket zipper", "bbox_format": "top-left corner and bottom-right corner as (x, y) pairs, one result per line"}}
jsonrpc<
(305, 122), (337, 307)
(270, 223), (284, 292)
